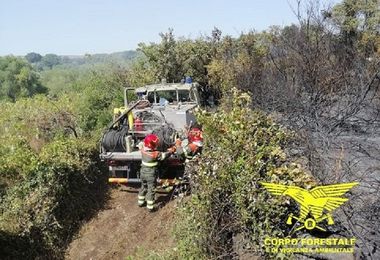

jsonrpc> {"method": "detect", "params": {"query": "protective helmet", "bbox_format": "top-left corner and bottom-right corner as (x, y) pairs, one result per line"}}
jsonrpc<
(188, 128), (203, 147)
(144, 134), (160, 150)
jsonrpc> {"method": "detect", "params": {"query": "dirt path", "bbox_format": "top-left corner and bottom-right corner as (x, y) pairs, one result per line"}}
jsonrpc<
(65, 187), (175, 260)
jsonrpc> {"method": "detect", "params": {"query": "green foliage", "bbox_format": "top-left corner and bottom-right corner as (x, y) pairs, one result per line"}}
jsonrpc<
(176, 38), (213, 84)
(0, 56), (47, 102)
(25, 52), (42, 63)
(73, 65), (126, 132)
(136, 29), (215, 86)
(41, 54), (62, 69)
(26, 51), (139, 72)
(138, 29), (180, 83)
(0, 79), (114, 258)
(207, 32), (268, 93)
(40, 64), (126, 132)
(40, 67), (85, 96)
(81, 50), (140, 66)
(0, 136), (107, 258)
(331, 0), (380, 53)
(127, 56), (156, 88)
(174, 89), (316, 259)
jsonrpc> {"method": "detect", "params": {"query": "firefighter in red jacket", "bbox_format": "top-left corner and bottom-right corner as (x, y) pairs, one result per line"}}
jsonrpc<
(138, 134), (174, 211)
(176, 128), (203, 161)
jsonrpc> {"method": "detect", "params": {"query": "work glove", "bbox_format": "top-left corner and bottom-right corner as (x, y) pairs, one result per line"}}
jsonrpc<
(167, 146), (176, 154)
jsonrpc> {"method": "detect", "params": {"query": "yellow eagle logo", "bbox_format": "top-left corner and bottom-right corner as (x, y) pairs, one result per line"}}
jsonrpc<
(261, 182), (358, 231)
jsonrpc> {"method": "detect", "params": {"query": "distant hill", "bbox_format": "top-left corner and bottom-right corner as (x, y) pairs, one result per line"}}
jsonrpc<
(60, 50), (141, 67)
(20, 50), (142, 70)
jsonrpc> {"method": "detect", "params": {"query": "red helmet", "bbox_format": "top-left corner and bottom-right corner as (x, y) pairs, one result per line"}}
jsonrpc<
(188, 128), (203, 147)
(144, 134), (160, 150)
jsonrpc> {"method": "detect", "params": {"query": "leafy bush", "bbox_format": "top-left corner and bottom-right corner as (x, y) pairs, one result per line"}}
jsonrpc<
(0, 95), (108, 258)
(0, 137), (108, 258)
(0, 56), (47, 102)
(174, 88), (316, 259)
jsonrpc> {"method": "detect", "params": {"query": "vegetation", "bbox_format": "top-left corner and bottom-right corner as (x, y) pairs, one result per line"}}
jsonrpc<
(0, 66), (126, 258)
(24, 50), (140, 71)
(175, 89), (315, 258)
(0, 56), (47, 102)
(0, 0), (378, 259)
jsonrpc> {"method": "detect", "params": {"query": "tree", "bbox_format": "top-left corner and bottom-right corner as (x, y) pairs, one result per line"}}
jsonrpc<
(331, 0), (380, 54)
(41, 54), (61, 69)
(0, 56), (47, 101)
(25, 52), (42, 63)
(135, 29), (215, 86)
(138, 29), (180, 82)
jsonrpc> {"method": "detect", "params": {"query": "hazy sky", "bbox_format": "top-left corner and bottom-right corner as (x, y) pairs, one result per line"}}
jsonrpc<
(0, 0), (339, 56)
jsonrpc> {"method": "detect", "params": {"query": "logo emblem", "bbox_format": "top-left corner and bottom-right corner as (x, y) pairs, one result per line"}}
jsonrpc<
(261, 182), (358, 231)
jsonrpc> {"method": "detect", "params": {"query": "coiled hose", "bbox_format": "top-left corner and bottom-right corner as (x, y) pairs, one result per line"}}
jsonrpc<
(101, 126), (129, 152)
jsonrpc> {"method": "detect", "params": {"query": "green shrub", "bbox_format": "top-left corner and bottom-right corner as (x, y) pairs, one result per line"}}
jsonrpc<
(0, 96), (108, 258)
(0, 56), (47, 102)
(174, 88), (316, 259)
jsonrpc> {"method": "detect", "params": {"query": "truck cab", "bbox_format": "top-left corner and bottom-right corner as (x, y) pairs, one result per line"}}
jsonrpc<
(132, 82), (201, 133)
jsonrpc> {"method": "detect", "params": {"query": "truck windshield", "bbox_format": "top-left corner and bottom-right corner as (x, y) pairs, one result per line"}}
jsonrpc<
(147, 90), (194, 104)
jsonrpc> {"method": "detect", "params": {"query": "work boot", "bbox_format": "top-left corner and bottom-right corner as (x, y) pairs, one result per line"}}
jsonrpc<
(147, 206), (156, 213)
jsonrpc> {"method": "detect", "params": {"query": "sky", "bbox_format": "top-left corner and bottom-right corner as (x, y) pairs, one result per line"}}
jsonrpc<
(0, 0), (339, 56)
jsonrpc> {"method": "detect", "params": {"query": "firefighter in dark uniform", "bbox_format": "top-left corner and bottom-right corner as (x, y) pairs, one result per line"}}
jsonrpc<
(175, 128), (203, 161)
(138, 134), (175, 211)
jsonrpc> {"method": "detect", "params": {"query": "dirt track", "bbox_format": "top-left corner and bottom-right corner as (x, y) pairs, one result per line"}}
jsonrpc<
(65, 187), (175, 260)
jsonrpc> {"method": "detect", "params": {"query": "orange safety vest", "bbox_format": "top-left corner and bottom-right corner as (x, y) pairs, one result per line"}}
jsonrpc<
(141, 148), (168, 167)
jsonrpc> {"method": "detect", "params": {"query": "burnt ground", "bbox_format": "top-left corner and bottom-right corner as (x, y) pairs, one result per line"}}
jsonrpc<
(65, 187), (176, 260)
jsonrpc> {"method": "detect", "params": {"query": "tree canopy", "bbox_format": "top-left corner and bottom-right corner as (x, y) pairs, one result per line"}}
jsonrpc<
(25, 52), (42, 63)
(0, 56), (47, 102)
(41, 54), (62, 69)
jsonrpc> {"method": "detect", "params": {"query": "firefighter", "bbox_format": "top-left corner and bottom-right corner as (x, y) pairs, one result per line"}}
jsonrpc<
(138, 134), (175, 211)
(176, 128), (203, 161)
